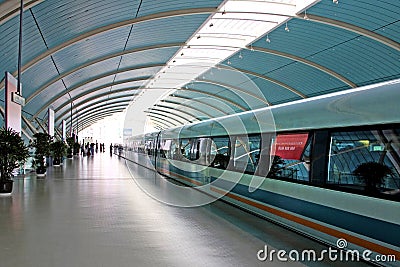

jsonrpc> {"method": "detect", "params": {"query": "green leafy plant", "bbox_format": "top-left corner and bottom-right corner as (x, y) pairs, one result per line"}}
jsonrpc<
(66, 137), (75, 158)
(73, 142), (80, 155)
(353, 162), (392, 193)
(0, 127), (29, 181)
(30, 132), (52, 174)
(50, 140), (67, 165)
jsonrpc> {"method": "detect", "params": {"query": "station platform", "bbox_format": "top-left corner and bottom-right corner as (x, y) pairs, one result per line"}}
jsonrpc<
(0, 153), (369, 267)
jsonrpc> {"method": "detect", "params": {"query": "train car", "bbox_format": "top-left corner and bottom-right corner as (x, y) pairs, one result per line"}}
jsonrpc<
(125, 79), (400, 265)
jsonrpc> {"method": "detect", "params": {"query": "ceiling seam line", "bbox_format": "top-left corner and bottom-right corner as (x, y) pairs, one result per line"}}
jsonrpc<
(108, 0), (143, 102)
(30, 8), (75, 120)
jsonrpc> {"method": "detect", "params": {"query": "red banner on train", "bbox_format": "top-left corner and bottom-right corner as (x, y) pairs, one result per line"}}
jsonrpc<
(272, 133), (309, 160)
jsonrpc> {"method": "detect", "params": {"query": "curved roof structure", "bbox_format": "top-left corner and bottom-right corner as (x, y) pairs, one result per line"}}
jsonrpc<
(0, 0), (399, 137)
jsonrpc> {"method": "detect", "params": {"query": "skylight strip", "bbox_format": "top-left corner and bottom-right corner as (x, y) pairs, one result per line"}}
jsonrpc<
(137, 0), (320, 131)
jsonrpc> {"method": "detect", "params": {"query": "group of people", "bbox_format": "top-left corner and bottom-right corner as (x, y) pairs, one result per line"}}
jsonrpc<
(80, 141), (106, 156)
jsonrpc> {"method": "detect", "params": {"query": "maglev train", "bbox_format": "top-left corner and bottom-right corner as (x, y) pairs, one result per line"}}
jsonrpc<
(124, 79), (400, 265)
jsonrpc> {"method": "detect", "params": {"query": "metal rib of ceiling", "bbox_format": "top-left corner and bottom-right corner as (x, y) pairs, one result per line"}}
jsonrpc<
(0, 0), (399, 136)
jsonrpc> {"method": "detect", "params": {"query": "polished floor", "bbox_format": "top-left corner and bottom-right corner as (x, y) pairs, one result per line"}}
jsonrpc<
(0, 153), (369, 267)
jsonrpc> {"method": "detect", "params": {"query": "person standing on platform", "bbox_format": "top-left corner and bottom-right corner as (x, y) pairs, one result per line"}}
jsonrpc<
(86, 143), (90, 156)
(110, 144), (113, 156)
(95, 141), (98, 153)
(90, 143), (95, 156)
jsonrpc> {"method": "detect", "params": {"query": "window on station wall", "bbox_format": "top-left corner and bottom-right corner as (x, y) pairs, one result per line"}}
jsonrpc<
(233, 135), (261, 174)
(268, 133), (310, 181)
(327, 127), (400, 199)
(210, 136), (230, 169)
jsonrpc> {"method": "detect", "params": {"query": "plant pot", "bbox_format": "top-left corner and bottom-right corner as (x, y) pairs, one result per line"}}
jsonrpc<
(0, 180), (13, 193)
(36, 167), (47, 177)
(53, 157), (61, 166)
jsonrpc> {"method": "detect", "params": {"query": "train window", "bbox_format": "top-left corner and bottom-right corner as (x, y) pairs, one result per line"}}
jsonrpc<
(169, 139), (179, 160)
(190, 139), (200, 161)
(233, 135), (261, 174)
(159, 139), (171, 158)
(210, 136), (230, 169)
(328, 128), (400, 200)
(180, 139), (191, 160)
(268, 133), (310, 181)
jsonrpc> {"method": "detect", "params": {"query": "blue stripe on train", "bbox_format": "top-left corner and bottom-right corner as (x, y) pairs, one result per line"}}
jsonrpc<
(212, 178), (400, 247)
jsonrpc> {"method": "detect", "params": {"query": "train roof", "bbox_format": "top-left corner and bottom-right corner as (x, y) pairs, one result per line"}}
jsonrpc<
(157, 78), (400, 139)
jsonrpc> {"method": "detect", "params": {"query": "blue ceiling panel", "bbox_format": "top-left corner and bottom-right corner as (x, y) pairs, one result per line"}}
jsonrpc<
(189, 82), (254, 111)
(223, 51), (294, 76)
(200, 67), (260, 89)
(119, 47), (179, 68)
(51, 26), (132, 73)
(55, 88), (136, 120)
(67, 76), (115, 99)
(248, 77), (303, 105)
(110, 80), (145, 91)
(115, 66), (163, 81)
(175, 90), (243, 114)
(137, 0), (222, 17)
(309, 1), (399, 31)
(267, 62), (349, 97)
(25, 80), (66, 111)
(310, 36), (400, 85)
(252, 19), (357, 58)
(162, 98), (224, 118)
(59, 97), (132, 123)
(21, 57), (59, 99)
(62, 57), (121, 89)
(126, 14), (209, 49)
(0, 17), (23, 81)
(74, 89), (135, 107)
(20, 11), (48, 64)
(30, 0), (141, 48)
(0, 13), (48, 80)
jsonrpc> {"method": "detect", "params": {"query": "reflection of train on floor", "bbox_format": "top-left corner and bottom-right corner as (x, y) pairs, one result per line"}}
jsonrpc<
(124, 79), (400, 264)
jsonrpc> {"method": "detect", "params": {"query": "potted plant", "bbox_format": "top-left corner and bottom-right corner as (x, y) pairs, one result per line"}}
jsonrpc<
(66, 137), (75, 158)
(353, 161), (392, 194)
(50, 140), (66, 166)
(30, 132), (52, 177)
(73, 141), (80, 156)
(0, 127), (29, 193)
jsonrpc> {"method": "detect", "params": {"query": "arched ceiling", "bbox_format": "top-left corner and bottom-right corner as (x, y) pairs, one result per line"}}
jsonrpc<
(0, 0), (399, 136)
